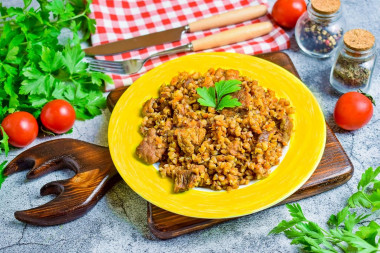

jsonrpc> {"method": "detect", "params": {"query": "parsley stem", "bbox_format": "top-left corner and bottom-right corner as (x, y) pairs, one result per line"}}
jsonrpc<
(0, 20), (15, 25)
(56, 10), (87, 24)
(0, 14), (14, 20)
(336, 242), (348, 253)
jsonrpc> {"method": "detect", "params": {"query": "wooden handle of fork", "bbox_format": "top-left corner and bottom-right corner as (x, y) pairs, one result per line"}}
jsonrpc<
(191, 21), (273, 51)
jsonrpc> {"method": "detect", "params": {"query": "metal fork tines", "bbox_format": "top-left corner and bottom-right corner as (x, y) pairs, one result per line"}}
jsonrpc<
(86, 58), (137, 75)
(86, 44), (193, 75)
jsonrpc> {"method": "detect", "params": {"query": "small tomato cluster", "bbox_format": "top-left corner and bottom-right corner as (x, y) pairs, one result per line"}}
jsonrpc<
(1, 100), (76, 148)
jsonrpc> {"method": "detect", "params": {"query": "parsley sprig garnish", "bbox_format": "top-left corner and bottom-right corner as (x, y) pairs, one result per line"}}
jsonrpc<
(196, 80), (242, 110)
(270, 166), (380, 252)
(0, 0), (113, 155)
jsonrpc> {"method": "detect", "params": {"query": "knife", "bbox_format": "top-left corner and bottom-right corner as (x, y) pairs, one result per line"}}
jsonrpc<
(83, 5), (267, 56)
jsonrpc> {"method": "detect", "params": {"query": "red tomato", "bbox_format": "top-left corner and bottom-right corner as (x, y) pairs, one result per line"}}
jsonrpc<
(272, 0), (307, 29)
(40, 99), (76, 134)
(1, 111), (38, 147)
(334, 92), (374, 130)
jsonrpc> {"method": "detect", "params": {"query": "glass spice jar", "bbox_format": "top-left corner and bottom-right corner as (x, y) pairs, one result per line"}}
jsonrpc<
(295, 0), (345, 58)
(330, 29), (377, 93)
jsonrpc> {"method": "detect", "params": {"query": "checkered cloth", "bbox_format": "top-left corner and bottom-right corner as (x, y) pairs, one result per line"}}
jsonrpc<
(89, 0), (290, 91)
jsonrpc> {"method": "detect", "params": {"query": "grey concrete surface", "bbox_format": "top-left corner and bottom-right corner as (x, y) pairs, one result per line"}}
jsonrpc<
(1, 0), (380, 252)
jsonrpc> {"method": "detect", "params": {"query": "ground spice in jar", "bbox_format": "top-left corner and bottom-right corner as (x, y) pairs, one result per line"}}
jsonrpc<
(332, 56), (371, 87)
(330, 29), (376, 92)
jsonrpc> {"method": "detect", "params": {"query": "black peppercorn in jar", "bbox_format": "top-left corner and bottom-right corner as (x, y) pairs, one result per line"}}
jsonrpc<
(330, 29), (377, 93)
(295, 0), (345, 58)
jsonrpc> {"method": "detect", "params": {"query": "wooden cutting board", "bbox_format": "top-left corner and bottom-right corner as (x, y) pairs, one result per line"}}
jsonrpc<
(107, 52), (353, 239)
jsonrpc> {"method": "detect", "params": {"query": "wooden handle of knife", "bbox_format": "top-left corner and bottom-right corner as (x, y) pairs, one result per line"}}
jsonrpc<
(188, 5), (267, 33)
(191, 21), (273, 51)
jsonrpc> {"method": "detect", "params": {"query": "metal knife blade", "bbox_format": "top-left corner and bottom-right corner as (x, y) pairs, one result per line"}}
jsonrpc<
(83, 26), (188, 56)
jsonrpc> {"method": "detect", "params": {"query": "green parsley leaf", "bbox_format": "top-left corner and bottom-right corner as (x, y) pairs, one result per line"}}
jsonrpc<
(39, 46), (64, 72)
(358, 166), (380, 190)
(62, 43), (87, 74)
(356, 221), (380, 247)
(0, 160), (8, 189)
(340, 231), (378, 252)
(217, 95), (241, 110)
(368, 189), (380, 211)
(348, 166), (380, 210)
(215, 79), (242, 103)
(269, 204), (307, 235)
(5, 46), (19, 64)
(327, 206), (349, 228)
(269, 218), (303, 235)
(348, 191), (373, 208)
(2, 63), (17, 77)
(23, 0), (32, 9)
(197, 86), (216, 108)
(46, 0), (66, 17)
(91, 71), (114, 87)
(196, 80), (241, 110)
(0, 127), (9, 156)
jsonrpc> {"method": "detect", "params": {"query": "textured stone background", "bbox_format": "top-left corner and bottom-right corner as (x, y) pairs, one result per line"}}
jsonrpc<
(1, 0), (379, 252)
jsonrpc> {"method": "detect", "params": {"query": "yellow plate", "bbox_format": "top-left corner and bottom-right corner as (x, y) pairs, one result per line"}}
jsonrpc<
(108, 52), (326, 219)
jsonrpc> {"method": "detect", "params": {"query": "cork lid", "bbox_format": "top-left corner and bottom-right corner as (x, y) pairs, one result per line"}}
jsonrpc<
(344, 29), (375, 51)
(311, 0), (340, 14)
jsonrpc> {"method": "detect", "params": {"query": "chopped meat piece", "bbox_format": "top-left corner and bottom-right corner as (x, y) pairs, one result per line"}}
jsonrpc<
(142, 98), (156, 116)
(228, 139), (240, 156)
(233, 87), (252, 108)
(184, 78), (194, 86)
(280, 116), (293, 143)
(174, 170), (200, 192)
(258, 130), (273, 143)
(176, 127), (206, 155)
(225, 69), (239, 80)
(221, 108), (237, 117)
(136, 129), (166, 164)
(215, 68), (225, 79)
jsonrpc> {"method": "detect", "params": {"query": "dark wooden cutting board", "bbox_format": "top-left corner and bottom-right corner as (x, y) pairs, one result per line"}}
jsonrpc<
(107, 52), (353, 239)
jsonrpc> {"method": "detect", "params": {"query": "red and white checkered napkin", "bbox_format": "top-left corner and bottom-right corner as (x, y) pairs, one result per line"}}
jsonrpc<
(89, 0), (290, 91)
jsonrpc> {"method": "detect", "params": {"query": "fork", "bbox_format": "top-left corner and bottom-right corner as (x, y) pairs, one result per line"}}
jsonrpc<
(86, 22), (273, 75)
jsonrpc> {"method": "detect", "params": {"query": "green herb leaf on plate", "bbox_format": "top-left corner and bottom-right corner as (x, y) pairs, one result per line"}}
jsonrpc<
(216, 95), (241, 110)
(196, 79), (242, 110)
(215, 79), (242, 103)
(197, 86), (216, 108)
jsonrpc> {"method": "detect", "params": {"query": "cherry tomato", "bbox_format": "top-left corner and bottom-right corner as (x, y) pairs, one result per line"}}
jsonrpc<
(334, 92), (374, 130)
(272, 0), (307, 29)
(40, 99), (76, 134)
(1, 111), (39, 147)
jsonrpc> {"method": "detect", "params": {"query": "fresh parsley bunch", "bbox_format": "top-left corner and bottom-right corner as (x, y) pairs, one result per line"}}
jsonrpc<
(0, 0), (112, 154)
(270, 166), (380, 252)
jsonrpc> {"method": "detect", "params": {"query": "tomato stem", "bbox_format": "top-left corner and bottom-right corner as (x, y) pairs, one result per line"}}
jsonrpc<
(358, 89), (376, 106)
